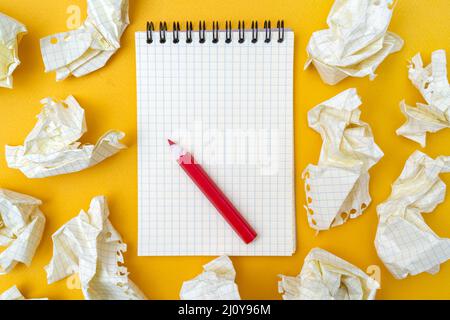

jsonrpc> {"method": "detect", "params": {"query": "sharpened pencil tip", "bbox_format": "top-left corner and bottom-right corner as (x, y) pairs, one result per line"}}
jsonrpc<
(167, 139), (176, 146)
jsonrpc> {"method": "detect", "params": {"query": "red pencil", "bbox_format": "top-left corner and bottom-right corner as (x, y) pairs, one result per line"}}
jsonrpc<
(168, 140), (257, 244)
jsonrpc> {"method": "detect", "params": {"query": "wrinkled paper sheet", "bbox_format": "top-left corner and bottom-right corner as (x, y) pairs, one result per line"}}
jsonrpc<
(45, 196), (146, 300)
(180, 256), (241, 300)
(5, 96), (126, 178)
(40, 0), (129, 81)
(0, 189), (45, 274)
(303, 89), (384, 231)
(375, 151), (450, 279)
(0, 285), (47, 300)
(278, 248), (379, 300)
(305, 0), (404, 85)
(0, 12), (27, 88)
(397, 50), (450, 147)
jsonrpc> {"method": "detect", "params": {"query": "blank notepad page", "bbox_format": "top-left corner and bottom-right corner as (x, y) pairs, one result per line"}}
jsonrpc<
(136, 28), (295, 256)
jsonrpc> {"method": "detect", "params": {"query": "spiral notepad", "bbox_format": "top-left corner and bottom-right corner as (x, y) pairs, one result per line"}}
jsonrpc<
(136, 21), (295, 256)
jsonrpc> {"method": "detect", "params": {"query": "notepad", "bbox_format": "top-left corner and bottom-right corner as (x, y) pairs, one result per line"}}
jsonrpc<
(136, 23), (295, 256)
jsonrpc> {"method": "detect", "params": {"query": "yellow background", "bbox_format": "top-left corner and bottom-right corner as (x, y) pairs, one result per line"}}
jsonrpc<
(0, 0), (449, 300)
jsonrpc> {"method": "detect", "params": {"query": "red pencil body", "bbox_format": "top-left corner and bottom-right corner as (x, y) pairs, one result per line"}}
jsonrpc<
(169, 141), (257, 244)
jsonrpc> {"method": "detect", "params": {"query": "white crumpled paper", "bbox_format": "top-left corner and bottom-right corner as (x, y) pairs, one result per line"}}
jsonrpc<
(40, 0), (129, 81)
(305, 0), (404, 85)
(0, 286), (47, 300)
(303, 89), (384, 231)
(180, 256), (241, 300)
(0, 286), (27, 300)
(5, 95), (126, 178)
(0, 12), (27, 88)
(375, 151), (450, 279)
(45, 196), (146, 300)
(0, 189), (45, 274)
(278, 248), (379, 300)
(397, 50), (450, 147)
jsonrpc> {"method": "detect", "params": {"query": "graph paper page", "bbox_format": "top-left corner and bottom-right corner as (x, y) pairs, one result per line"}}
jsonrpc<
(136, 29), (295, 256)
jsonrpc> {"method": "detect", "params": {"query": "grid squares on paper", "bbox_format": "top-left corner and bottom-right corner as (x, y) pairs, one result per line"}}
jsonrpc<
(40, 0), (128, 78)
(381, 217), (450, 276)
(136, 29), (295, 256)
(304, 166), (361, 228)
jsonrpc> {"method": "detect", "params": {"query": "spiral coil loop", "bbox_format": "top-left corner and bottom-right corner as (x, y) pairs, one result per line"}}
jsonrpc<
(238, 21), (245, 43)
(159, 22), (167, 43)
(146, 20), (286, 44)
(225, 21), (232, 43)
(146, 22), (154, 44)
(277, 20), (285, 43)
(264, 20), (271, 43)
(251, 21), (258, 43)
(173, 22), (180, 44)
(186, 21), (193, 43)
(199, 21), (206, 43)
(212, 21), (219, 43)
